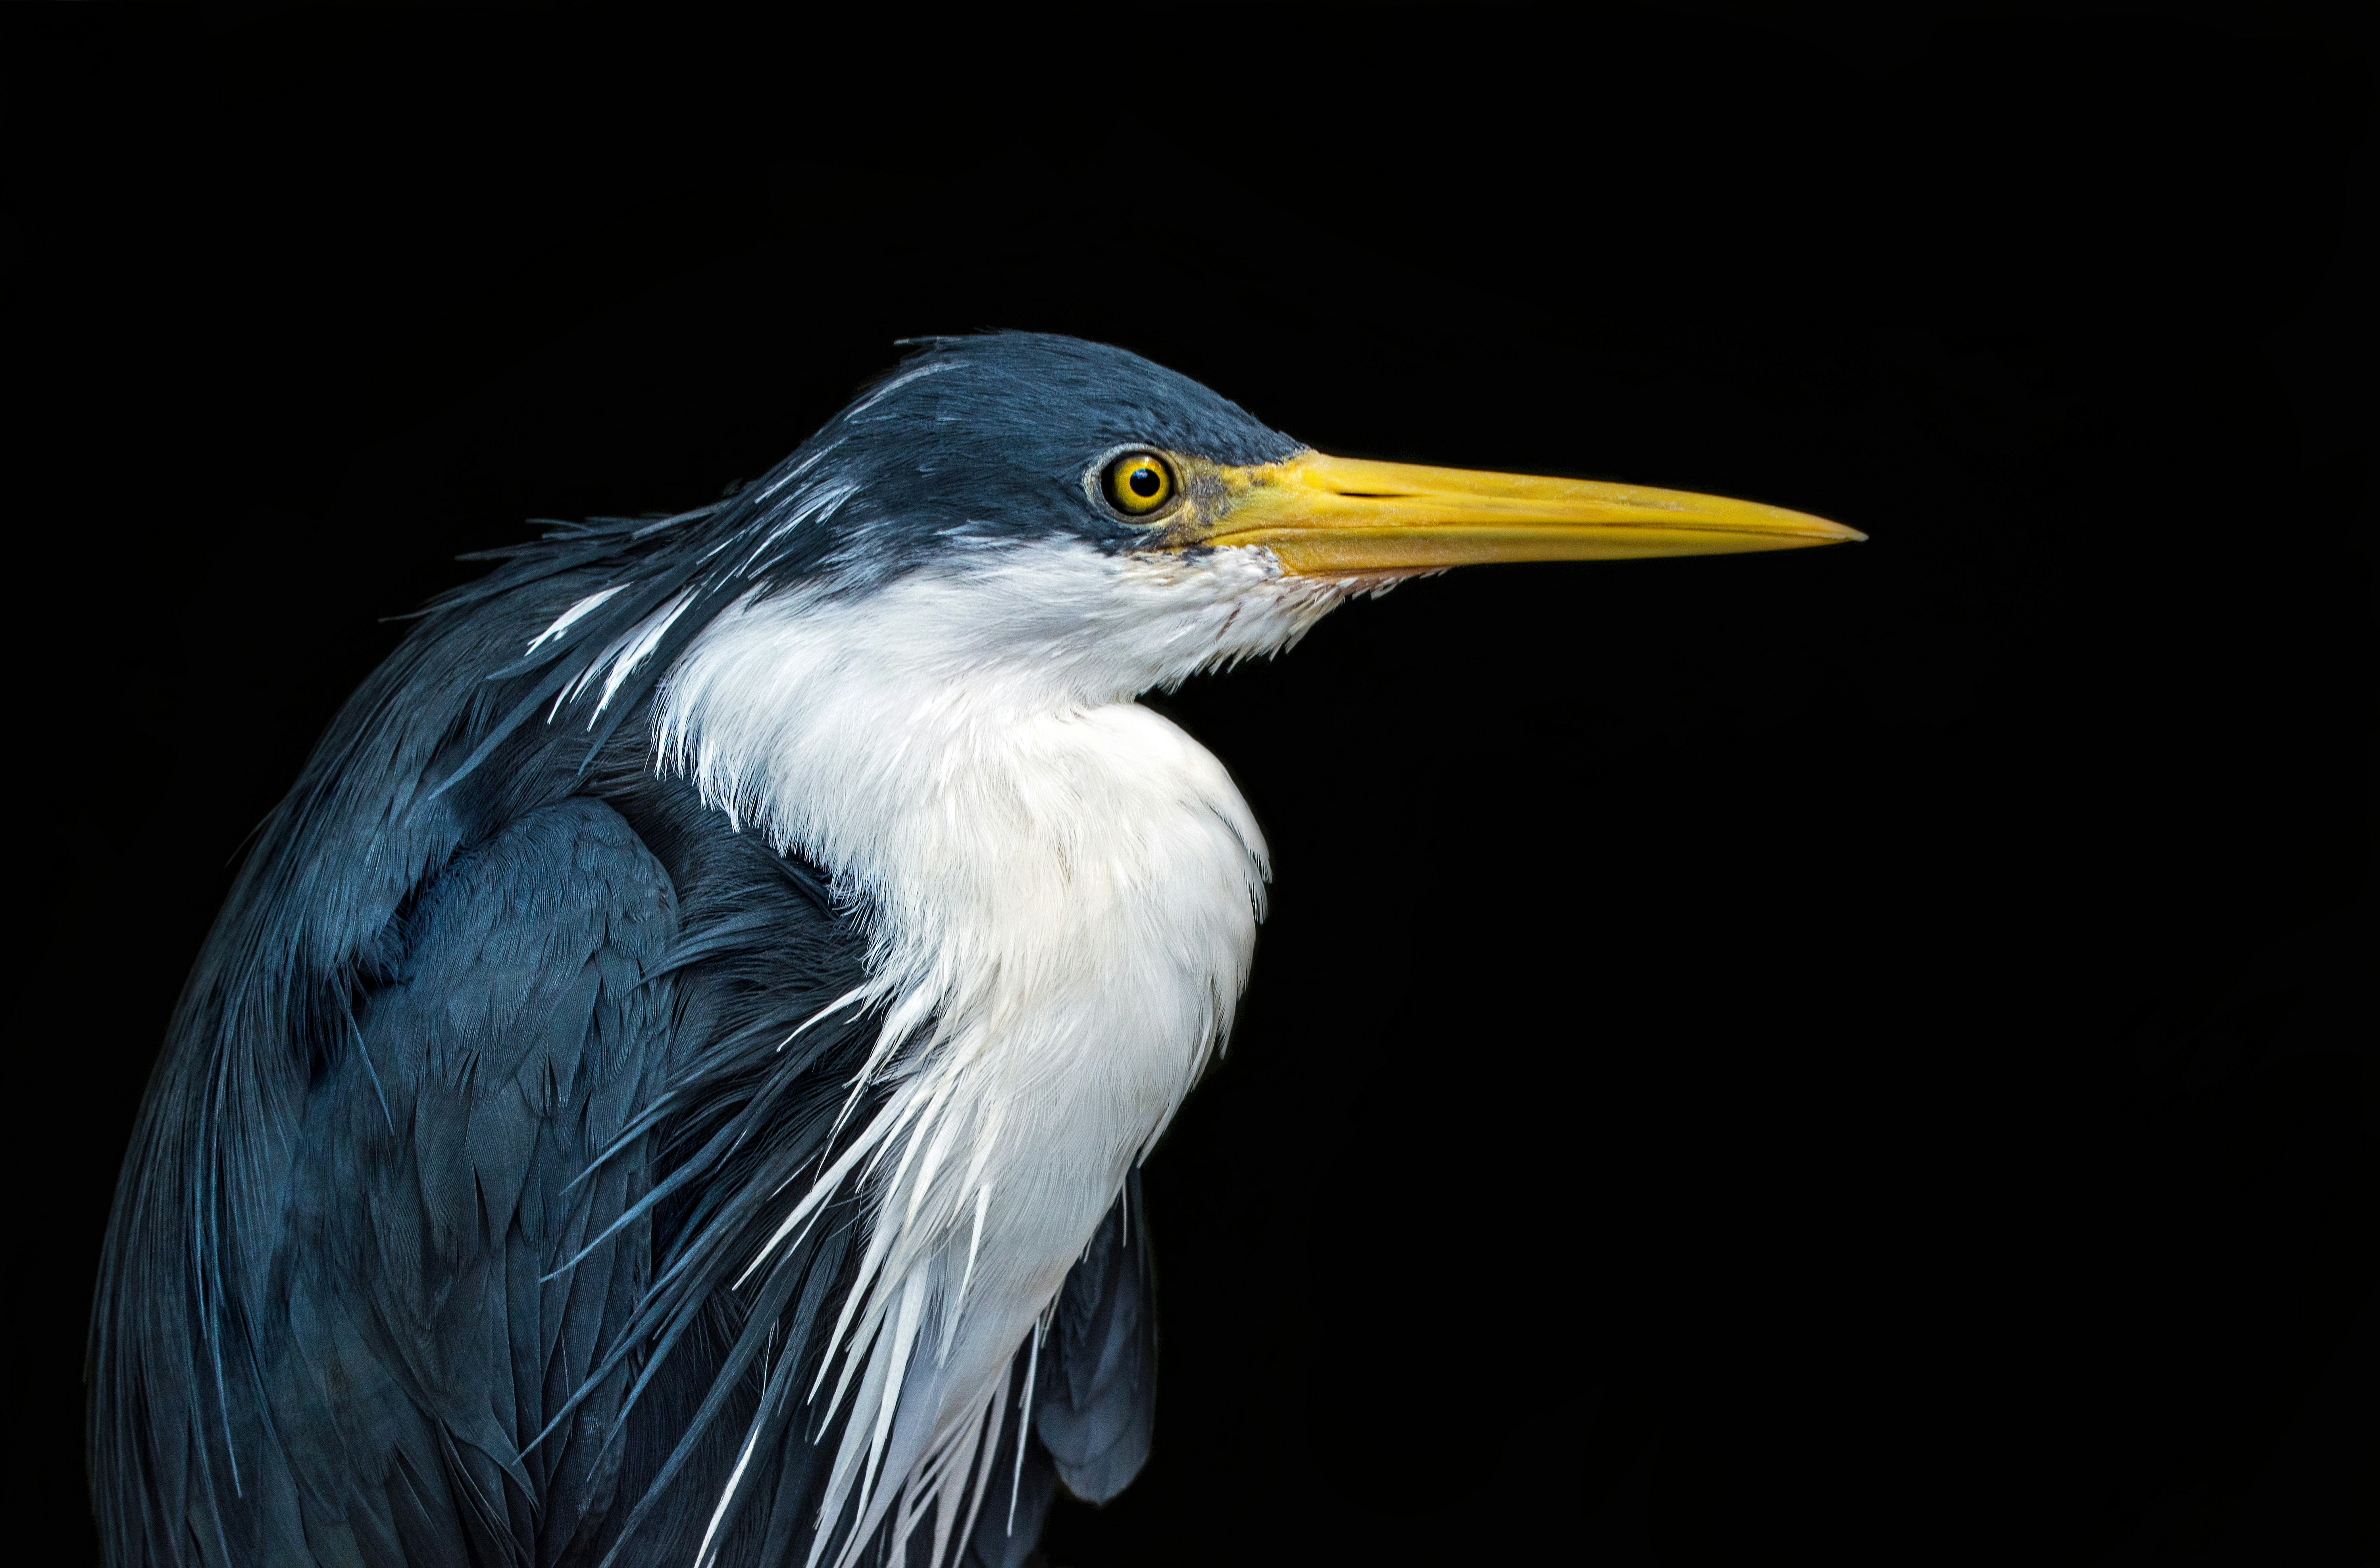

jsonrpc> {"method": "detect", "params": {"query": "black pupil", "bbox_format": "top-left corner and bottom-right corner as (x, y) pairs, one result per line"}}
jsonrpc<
(1127, 465), (1161, 498)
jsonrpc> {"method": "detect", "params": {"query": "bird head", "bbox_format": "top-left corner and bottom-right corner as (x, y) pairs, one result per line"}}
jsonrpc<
(808, 331), (1857, 573)
(733, 332), (1858, 698)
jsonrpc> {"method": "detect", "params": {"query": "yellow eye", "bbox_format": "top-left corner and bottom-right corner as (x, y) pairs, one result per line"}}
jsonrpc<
(1101, 451), (1176, 517)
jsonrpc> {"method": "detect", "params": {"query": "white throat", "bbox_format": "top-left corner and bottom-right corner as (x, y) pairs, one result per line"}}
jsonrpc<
(643, 539), (1348, 1566)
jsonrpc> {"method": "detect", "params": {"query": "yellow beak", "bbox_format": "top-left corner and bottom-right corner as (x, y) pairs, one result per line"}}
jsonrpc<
(1185, 452), (1862, 575)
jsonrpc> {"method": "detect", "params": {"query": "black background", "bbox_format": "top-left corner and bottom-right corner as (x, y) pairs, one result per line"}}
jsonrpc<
(6, 6), (2372, 1565)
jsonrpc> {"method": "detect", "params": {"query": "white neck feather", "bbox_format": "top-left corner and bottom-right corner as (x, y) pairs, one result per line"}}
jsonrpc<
(645, 540), (1349, 1566)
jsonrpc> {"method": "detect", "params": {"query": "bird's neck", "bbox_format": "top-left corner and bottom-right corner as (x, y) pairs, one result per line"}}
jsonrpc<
(645, 544), (1343, 1560)
(661, 568), (1264, 1345)
(652, 560), (1275, 1093)
(653, 557), (1275, 1552)
(650, 543), (1342, 1117)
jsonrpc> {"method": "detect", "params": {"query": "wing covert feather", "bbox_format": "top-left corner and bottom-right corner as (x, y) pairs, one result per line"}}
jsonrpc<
(262, 799), (678, 1566)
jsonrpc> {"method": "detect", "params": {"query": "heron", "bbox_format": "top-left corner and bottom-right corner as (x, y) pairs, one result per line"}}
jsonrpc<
(90, 332), (1859, 1568)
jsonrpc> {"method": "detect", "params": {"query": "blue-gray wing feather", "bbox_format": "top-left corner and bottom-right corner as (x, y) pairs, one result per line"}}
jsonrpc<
(258, 798), (678, 1566)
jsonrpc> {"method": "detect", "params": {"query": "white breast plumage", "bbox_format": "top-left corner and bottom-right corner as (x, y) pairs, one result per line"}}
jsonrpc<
(646, 538), (1349, 1566)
